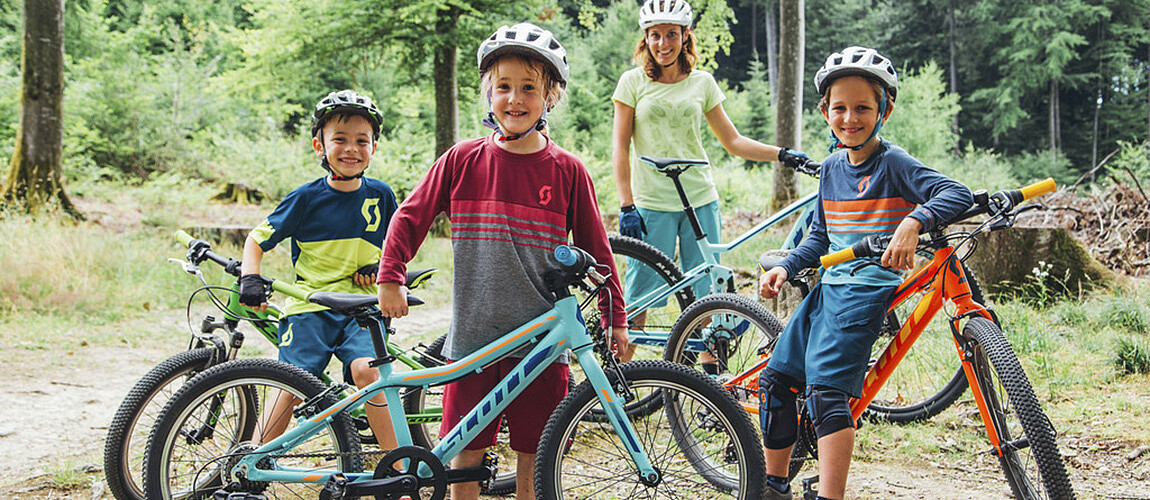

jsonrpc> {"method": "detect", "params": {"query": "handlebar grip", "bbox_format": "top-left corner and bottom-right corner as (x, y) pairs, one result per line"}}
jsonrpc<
(1019, 178), (1056, 201)
(554, 245), (597, 270)
(175, 230), (195, 246)
(820, 247), (856, 269)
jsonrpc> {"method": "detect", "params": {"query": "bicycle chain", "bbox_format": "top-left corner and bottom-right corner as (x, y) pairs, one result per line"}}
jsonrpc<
(264, 448), (390, 461)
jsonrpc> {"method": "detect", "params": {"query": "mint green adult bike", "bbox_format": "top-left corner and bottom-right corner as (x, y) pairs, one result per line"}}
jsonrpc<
(142, 245), (766, 500)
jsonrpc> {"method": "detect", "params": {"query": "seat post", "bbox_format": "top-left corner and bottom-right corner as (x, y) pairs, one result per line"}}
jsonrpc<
(666, 169), (707, 241)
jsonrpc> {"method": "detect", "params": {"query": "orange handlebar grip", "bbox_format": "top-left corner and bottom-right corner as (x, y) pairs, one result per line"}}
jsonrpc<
(1020, 178), (1056, 200)
(821, 248), (855, 269)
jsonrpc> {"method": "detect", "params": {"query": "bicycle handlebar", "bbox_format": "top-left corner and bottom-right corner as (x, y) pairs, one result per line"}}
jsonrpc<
(819, 178), (1056, 269)
(173, 230), (310, 301)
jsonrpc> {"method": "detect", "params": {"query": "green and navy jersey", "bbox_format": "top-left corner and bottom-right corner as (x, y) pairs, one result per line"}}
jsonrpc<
(780, 141), (973, 286)
(251, 177), (398, 315)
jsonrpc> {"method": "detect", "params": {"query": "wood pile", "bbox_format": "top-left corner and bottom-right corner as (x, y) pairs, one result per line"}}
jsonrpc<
(1018, 182), (1150, 278)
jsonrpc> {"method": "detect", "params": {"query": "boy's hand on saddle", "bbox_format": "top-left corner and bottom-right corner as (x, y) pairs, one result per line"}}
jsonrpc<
(759, 267), (788, 299)
(239, 274), (270, 312)
(353, 263), (379, 288)
(882, 218), (924, 271)
(377, 282), (409, 318)
(609, 326), (631, 360)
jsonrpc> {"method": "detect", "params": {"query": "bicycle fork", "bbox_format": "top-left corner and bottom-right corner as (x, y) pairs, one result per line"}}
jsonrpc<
(572, 347), (661, 486)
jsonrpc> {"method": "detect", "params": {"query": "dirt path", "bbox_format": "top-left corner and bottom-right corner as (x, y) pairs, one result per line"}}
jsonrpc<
(1, 304), (1146, 499)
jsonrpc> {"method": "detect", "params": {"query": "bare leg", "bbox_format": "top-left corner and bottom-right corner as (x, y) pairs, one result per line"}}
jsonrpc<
(350, 358), (397, 451)
(764, 445), (795, 478)
(815, 427), (855, 499)
(450, 448), (487, 500)
(516, 452), (537, 500)
(620, 311), (645, 362)
(257, 390), (299, 444)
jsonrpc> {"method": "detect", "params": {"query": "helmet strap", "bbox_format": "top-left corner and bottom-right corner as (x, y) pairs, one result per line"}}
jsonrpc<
(481, 109), (548, 143)
(320, 149), (365, 181)
(827, 87), (889, 153)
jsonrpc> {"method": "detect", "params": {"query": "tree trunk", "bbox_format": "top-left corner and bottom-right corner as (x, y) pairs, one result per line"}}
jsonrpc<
(765, 0), (779, 104)
(1049, 80), (1060, 158)
(432, 27), (459, 158)
(948, 0), (960, 156)
(771, 0), (803, 211)
(1, 0), (80, 218)
(1092, 89), (1100, 172)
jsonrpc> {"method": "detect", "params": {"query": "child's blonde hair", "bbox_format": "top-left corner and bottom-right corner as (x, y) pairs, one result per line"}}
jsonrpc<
(479, 54), (567, 111)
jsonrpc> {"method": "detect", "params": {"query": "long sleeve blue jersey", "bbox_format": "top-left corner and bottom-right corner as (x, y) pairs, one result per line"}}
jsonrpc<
(780, 141), (974, 286)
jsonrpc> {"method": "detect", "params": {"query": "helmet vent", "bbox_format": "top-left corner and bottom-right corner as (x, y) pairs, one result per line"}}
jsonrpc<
(527, 32), (539, 42)
(507, 30), (517, 39)
(550, 40), (560, 50)
(850, 53), (863, 63)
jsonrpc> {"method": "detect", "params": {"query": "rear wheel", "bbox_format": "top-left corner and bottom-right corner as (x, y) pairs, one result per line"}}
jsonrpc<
(965, 318), (1075, 499)
(534, 360), (765, 499)
(609, 234), (695, 356)
(143, 358), (362, 500)
(104, 348), (216, 500)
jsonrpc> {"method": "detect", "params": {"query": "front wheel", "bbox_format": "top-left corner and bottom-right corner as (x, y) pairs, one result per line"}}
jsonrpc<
(143, 358), (362, 500)
(104, 348), (217, 500)
(534, 360), (766, 499)
(663, 293), (784, 387)
(965, 318), (1075, 499)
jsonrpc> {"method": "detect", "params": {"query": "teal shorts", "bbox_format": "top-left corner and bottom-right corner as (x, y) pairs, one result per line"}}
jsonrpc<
(766, 281), (897, 397)
(277, 309), (377, 384)
(625, 201), (722, 307)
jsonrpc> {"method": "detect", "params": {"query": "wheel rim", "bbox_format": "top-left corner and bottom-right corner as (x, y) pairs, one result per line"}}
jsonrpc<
(549, 378), (750, 498)
(154, 377), (351, 500)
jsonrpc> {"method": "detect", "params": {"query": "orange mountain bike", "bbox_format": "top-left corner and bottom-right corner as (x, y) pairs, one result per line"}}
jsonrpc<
(666, 179), (1074, 499)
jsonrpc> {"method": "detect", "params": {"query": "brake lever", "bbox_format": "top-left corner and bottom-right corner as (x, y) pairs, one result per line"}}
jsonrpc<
(989, 204), (1041, 231)
(169, 257), (201, 276)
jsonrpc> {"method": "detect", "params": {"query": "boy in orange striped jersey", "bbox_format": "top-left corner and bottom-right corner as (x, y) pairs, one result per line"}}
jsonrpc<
(757, 47), (972, 500)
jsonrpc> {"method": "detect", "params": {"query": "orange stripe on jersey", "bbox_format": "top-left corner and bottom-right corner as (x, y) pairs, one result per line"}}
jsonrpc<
(823, 197), (916, 213)
(824, 208), (913, 221)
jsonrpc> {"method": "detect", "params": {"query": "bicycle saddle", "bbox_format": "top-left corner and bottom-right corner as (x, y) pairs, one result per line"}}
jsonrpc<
(638, 155), (708, 172)
(310, 292), (425, 310)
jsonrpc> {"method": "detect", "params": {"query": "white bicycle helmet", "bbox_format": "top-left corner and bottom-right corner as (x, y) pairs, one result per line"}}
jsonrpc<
(477, 23), (569, 85)
(638, 0), (693, 30)
(814, 46), (898, 101)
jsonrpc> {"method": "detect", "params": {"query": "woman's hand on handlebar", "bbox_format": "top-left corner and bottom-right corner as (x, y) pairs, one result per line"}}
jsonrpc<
(759, 267), (789, 300)
(377, 282), (409, 318)
(881, 218), (923, 271)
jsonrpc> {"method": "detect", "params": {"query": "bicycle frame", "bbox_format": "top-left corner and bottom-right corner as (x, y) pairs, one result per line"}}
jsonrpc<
(236, 293), (657, 486)
(625, 189), (818, 349)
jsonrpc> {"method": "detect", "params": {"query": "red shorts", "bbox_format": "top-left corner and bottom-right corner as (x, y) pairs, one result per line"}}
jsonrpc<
(439, 358), (570, 454)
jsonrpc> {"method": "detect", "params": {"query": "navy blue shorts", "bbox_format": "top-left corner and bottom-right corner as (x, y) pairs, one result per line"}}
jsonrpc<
(766, 281), (896, 397)
(277, 309), (377, 384)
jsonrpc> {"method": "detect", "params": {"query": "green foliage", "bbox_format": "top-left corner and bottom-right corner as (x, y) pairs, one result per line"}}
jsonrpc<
(1101, 297), (1148, 334)
(1110, 140), (1150, 185)
(1114, 335), (1150, 375)
(881, 61), (960, 165)
(1005, 150), (1079, 187)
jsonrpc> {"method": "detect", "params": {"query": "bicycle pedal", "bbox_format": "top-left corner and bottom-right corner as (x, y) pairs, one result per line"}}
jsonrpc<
(319, 473), (349, 500)
(800, 474), (819, 500)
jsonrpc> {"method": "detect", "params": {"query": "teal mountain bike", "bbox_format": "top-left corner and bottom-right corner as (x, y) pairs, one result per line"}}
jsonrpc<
(142, 245), (766, 500)
(103, 231), (519, 500)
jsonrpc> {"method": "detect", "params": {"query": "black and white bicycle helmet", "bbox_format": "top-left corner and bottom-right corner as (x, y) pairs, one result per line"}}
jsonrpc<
(814, 46), (898, 101)
(312, 89), (384, 140)
(477, 23), (569, 85)
(638, 0), (693, 30)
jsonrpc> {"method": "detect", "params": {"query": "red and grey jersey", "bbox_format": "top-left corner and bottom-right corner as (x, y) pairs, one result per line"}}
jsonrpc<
(379, 136), (626, 361)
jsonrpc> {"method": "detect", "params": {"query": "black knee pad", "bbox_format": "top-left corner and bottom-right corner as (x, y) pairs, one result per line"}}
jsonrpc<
(758, 368), (802, 450)
(806, 386), (854, 438)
